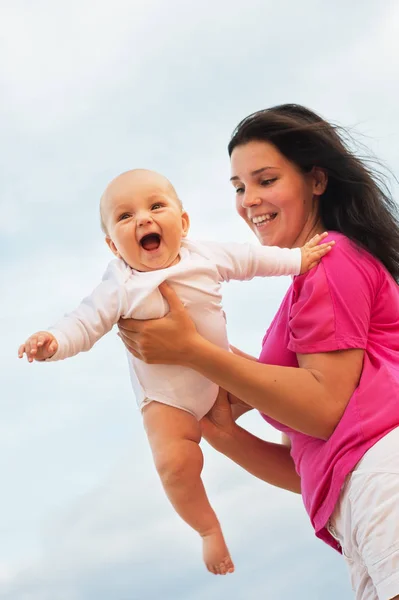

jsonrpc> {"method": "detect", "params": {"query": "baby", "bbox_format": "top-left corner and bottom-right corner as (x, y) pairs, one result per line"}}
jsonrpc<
(19, 169), (333, 575)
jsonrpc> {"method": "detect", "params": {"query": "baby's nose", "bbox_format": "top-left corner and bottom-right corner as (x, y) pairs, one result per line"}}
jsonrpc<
(137, 212), (153, 226)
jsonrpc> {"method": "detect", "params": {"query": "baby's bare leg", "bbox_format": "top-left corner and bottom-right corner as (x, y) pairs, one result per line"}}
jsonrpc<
(143, 401), (234, 575)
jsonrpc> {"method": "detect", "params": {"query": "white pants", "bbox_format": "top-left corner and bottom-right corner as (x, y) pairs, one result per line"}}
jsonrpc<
(328, 427), (399, 600)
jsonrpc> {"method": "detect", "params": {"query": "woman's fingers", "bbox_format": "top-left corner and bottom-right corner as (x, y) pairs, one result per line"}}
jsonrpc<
(118, 317), (145, 333)
(116, 283), (198, 365)
(117, 332), (142, 359)
(158, 282), (185, 311)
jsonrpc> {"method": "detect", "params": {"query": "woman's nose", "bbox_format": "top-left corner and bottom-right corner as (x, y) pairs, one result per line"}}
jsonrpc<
(241, 190), (262, 208)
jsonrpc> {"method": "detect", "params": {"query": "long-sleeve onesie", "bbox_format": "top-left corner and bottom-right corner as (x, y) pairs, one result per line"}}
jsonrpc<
(47, 239), (301, 419)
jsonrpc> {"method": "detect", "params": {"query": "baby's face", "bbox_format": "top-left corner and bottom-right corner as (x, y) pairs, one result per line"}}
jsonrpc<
(101, 170), (190, 272)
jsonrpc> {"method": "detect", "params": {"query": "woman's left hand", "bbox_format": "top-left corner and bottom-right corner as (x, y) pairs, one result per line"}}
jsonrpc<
(117, 282), (200, 365)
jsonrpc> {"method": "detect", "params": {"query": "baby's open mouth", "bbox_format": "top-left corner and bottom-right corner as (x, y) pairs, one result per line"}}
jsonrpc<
(140, 233), (161, 251)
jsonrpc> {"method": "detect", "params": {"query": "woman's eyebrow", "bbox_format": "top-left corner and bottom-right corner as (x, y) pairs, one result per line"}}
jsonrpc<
(230, 166), (274, 181)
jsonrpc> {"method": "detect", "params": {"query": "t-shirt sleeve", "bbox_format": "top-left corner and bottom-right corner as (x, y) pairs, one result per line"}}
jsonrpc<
(288, 249), (374, 354)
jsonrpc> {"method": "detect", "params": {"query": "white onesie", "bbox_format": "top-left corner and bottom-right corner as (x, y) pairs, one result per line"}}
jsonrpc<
(47, 239), (301, 419)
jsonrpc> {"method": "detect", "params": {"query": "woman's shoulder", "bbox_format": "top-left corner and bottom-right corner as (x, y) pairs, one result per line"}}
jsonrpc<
(298, 230), (387, 293)
(320, 231), (377, 264)
(287, 233), (374, 353)
(290, 232), (380, 328)
(287, 231), (399, 354)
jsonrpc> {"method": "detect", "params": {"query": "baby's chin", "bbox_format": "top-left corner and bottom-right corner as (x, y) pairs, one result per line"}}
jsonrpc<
(124, 250), (181, 272)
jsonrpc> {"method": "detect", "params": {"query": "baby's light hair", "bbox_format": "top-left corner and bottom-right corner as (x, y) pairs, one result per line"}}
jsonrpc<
(99, 170), (184, 237)
(99, 197), (109, 236)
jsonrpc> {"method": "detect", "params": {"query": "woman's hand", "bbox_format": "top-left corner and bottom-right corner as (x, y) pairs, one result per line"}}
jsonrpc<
(200, 388), (249, 450)
(117, 282), (201, 365)
(202, 389), (301, 493)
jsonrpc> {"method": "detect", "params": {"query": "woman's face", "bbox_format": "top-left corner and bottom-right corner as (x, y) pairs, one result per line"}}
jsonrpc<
(230, 140), (325, 248)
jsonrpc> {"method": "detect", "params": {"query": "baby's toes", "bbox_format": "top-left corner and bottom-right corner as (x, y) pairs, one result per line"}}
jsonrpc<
(223, 556), (235, 574)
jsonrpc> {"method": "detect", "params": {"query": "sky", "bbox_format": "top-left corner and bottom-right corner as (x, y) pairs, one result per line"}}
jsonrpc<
(1, 1), (399, 598)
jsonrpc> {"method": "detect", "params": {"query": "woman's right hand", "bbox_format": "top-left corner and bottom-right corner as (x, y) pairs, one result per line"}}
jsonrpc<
(201, 388), (251, 450)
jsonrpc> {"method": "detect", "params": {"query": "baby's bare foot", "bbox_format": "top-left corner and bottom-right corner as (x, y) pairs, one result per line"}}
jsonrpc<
(201, 528), (235, 575)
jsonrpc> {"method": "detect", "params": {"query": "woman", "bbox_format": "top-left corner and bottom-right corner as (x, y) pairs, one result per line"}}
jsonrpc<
(118, 105), (399, 600)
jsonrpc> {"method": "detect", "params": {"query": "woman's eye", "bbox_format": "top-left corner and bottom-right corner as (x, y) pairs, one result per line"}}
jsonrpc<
(260, 178), (277, 186)
(151, 203), (163, 210)
(235, 187), (244, 194)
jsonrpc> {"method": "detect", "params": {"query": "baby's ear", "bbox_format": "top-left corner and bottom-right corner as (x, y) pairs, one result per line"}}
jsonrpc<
(105, 236), (121, 258)
(181, 211), (190, 237)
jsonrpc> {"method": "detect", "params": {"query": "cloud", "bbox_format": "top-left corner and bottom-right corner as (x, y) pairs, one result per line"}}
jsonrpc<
(0, 444), (351, 599)
(2, 1), (398, 598)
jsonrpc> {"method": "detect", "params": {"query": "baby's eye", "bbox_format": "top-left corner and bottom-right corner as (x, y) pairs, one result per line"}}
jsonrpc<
(151, 203), (163, 210)
(118, 213), (131, 221)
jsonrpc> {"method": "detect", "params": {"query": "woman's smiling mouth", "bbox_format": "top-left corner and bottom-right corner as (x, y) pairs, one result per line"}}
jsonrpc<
(251, 213), (277, 227)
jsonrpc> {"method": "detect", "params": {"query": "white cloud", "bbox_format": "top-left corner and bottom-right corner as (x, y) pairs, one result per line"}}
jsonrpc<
(1, 445), (351, 599)
(1, 1), (398, 598)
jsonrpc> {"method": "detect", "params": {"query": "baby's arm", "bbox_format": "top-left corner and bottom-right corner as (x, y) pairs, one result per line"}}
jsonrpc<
(18, 272), (127, 363)
(209, 232), (334, 282)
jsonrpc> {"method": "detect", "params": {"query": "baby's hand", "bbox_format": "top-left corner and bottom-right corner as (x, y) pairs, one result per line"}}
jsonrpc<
(300, 232), (335, 274)
(18, 331), (58, 363)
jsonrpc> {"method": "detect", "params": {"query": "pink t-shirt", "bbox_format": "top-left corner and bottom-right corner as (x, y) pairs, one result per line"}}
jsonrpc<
(259, 232), (399, 551)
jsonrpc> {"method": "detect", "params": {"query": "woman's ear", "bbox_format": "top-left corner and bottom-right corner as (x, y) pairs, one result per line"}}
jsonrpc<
(312, 167), (328, 196)
(105, 236), (121, 258)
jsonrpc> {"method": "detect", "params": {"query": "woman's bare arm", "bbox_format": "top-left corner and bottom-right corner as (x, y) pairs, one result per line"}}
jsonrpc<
(188, 338), (363, 440)
(229, 344), (257, 362)
(228, 346), (256, 420)
(118, 283), (364, 440)
(201, 389), (300, 494)
(215, 425), (301, 493)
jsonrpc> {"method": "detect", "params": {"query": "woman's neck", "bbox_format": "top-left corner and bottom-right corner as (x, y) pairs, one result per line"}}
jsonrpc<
(294, 217), (326, 248)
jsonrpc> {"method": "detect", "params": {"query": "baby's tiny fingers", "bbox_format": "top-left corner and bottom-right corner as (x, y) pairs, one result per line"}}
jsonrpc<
(18, 344), (25, 358)
(37, 334), (47, 347)
(313, 232), (329, 243)
(24, 341), (34, 362)
(307, 261), (318, 271)
(305, 233), (322, 248)
(310, 233), (322, 242)
(30, 339), (38, 354)
(318, 241), (335, 250)
(312, 247), (332, 259)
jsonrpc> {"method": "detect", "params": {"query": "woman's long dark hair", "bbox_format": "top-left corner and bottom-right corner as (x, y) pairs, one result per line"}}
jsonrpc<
(228, 104), (399, 280)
